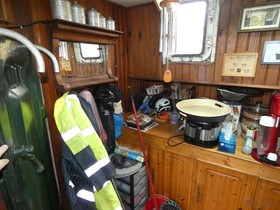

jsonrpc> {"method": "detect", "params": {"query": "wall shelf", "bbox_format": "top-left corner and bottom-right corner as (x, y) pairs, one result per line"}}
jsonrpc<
(49, 19), (122, 92)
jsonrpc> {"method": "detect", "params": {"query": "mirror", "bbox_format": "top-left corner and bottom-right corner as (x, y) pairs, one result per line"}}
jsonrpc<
(58, 41), (108, 77)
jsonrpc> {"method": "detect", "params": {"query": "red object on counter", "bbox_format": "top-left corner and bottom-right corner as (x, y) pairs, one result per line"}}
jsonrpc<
(251, 93), (280, 166)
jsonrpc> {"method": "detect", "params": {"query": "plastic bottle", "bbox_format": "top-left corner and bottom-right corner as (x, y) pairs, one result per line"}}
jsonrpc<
(242, 128), (254, 155)
(255, 116), (275, 155)
(243, 136), (252, 154)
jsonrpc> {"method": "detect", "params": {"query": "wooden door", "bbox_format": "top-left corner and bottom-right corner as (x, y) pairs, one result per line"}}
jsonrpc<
(191, 159), (257, 210)
(253, 178), (280, 210)
(148, 142), (194, 210)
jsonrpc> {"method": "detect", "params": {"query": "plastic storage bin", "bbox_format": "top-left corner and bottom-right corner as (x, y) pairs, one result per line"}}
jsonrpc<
(115, 164), (148, 209)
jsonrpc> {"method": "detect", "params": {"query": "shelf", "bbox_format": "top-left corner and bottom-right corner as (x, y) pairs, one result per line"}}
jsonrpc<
(49, 19), (122, 92)
(55, 74), (118, 92)
(51, 19), (123, 44)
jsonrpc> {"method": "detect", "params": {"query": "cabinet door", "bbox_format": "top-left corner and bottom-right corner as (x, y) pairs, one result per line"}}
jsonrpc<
(148, 143), (194, 210)
(253, 178), (280, 210)
(191, 159), (257, 210)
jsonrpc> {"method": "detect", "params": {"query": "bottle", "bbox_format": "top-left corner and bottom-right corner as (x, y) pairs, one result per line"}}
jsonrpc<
(255, 116), (275, 155)
(242, 127), (254, 155)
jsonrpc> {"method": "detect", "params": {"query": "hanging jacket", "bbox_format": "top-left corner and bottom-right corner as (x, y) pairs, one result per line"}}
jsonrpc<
(79, 90), (108, 145)
(54, 92), (122, 210)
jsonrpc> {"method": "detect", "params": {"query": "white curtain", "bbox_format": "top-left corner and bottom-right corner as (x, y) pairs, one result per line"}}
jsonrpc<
(160, 6), (178, 64)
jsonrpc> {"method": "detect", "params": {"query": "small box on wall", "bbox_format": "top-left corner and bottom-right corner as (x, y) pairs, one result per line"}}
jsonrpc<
(222, 53), (258, 77)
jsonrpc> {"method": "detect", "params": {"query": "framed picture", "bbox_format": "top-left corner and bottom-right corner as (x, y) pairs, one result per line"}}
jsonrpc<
(239, 2), (280, 32)
(222, 53), (258, 77)
(261, 40), (280, 64)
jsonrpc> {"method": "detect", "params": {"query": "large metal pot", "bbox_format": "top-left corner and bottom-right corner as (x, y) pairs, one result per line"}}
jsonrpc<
(176, 98), (231, 123)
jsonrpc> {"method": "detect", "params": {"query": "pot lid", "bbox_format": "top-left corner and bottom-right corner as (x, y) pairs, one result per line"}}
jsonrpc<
(176, 98), (231, 118)
(244, 101), (269, 113)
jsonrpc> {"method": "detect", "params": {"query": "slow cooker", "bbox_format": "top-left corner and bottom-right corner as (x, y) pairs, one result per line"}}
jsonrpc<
(176, 99), (231, 148)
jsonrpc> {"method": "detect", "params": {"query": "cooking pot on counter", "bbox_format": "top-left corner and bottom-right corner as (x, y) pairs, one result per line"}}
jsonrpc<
(240, 101), (269, 133)
(176, 99), (231, 147)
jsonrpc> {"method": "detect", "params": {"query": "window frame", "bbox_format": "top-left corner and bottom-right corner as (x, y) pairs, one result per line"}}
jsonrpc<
(160, 0), (220, 63)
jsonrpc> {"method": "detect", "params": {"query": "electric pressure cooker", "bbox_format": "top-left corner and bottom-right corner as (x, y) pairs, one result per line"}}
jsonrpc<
(176, 98), (231, 147)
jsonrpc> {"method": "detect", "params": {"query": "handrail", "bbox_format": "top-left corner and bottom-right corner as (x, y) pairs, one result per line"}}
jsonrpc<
(0, 28), (45, 73)
(36, 45), (60, 73)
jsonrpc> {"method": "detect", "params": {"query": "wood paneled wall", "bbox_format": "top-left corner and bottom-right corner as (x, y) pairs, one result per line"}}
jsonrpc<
(1, 1), (127, 209)
(1, 0), (279, 209)
(126, 0), (280, 106)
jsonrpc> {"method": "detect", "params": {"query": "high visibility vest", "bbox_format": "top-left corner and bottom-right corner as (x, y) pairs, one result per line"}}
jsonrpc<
(54, 92), (122, 210)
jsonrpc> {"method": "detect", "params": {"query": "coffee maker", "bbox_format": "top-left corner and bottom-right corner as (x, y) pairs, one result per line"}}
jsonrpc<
(251, 93), (280, 166)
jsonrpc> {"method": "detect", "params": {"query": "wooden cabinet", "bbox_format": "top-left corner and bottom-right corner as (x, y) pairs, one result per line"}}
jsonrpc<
(118, 114), (280, 210)
(191, 159), (257, 210)
(253, 178), (280, 210)
(148, 142), (193, 210)
(48, 19), (123, 92)
(117, 125), (192, 209)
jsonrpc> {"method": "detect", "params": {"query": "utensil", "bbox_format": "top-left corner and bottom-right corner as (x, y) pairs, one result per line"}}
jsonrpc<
(163, 58), (172, 83)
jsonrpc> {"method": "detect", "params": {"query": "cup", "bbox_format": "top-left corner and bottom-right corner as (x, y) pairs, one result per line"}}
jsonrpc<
(170, 111), (180, 124)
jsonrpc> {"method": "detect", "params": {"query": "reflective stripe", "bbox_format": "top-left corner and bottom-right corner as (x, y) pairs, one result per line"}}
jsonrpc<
(65, 94), (78, 108)
(102, 180), (110, 189)
(84, 157), (110, 177)
(82, 126), (95, 137)
(77, 189), (95, 202)
(84, 162), (100, 177)
(99, 156), (110, 168)
(69, 180), (75, 188)
(61, 126), (80, 142)
(92, 180), (110, 192)
(115, 205), (123, 210)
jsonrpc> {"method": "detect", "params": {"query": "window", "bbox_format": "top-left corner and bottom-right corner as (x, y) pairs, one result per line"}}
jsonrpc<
(160, 0), (220, 63)
(73, 43), (103, 63)
(80, 43), (100, 58)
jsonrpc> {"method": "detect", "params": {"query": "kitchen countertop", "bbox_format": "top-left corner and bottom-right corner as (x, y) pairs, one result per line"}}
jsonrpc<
(121, 113), (280, 181)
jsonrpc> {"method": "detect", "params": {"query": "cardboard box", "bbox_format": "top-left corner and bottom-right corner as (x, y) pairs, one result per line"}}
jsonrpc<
(218, 133), (236, 154)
